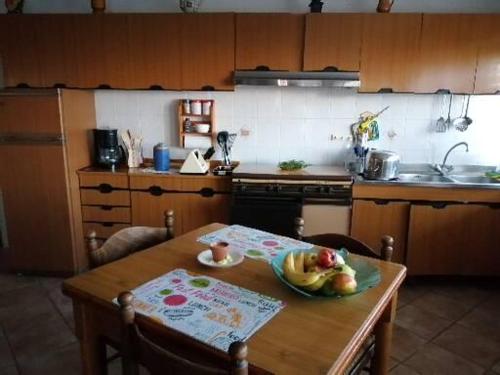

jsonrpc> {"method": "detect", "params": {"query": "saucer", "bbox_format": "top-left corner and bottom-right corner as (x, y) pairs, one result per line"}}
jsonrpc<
(197, 249), (244, 268)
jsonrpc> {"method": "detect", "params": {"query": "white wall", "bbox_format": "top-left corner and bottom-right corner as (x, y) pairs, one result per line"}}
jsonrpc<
(94, 88), (500, 167)
(5, 0), (500, 13)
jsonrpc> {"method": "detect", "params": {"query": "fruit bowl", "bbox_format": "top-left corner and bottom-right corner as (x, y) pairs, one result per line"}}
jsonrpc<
(271, 249), (381, 298)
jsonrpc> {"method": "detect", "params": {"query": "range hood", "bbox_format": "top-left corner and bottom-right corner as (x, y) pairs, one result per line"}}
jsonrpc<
(234, 70), (360, 88)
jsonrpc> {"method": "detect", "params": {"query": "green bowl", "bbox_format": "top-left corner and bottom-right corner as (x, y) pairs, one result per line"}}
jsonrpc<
(270, 248), (381, 299)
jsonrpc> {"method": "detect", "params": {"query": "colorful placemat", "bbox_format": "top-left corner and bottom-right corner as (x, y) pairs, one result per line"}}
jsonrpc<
(197, 225), (314, 262)
(115, 269), (285, 352)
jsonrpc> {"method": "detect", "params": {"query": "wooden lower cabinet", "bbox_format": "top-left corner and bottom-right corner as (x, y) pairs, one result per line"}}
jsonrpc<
(350, 200), (410, 264)
(131, 191), (230, 236)
(407, 203), (500, 276)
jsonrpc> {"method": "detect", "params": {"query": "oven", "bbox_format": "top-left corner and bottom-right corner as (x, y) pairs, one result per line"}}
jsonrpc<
(231, 178), (353, 238)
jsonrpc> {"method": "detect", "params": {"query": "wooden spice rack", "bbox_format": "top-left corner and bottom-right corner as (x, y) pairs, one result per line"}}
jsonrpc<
(178, 100), (216, 148)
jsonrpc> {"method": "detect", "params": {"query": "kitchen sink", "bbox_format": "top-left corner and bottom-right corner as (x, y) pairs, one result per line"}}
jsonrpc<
(397, 174), (454, 183)
(449, 175), (499, 184)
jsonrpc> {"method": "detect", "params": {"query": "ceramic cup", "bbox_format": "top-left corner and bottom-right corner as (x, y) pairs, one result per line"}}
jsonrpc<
(209, 241), (229, 262)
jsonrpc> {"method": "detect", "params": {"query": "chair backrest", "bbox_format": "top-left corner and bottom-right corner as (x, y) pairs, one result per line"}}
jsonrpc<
(117, 291), (249, 375)
(294, 217), (394, 261)
(87, 210), (175, 267)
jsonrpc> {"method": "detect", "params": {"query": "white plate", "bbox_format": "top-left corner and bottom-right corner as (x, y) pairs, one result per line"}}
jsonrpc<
(197, 249), (244, 268)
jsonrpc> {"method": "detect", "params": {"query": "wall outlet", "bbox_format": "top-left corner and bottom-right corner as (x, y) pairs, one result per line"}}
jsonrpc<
(240, 127), (251, 137)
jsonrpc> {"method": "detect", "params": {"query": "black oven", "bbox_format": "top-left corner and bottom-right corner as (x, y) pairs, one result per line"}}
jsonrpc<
(230, 180), (352, 238)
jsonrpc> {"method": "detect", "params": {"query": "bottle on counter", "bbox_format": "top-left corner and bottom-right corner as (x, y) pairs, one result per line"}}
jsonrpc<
(191, 100), (202, 115)
(153, 143), (170, 172)
(183, 118), (193, 133)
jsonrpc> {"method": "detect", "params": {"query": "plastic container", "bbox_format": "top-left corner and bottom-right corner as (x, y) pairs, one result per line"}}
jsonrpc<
(153, 143), (170, 171)
(182, 99), (190, 114)
(202, 100), (212, 115)
(191, 100), (202, 115)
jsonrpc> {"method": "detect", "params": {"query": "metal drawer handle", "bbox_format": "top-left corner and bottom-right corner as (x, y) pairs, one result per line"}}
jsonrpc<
(149, 186), (163, 196)
(98, 183), (113, 193)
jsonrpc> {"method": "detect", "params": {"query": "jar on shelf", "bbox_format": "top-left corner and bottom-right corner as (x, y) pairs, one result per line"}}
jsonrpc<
(202, 100), (212, 115)
(183, 118), (193, 133)
(182, 99), (190, 114)
(191, 100), (202, 115)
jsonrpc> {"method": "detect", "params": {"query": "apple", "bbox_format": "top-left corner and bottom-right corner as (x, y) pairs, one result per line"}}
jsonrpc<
(317, 248), (336, 268)
(331, 273), (357, 295)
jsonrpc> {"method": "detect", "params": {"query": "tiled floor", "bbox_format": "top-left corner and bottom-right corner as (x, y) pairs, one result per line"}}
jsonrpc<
(0, 273), (499, 375)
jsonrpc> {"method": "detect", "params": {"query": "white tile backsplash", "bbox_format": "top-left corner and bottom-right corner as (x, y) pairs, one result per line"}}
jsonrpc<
(95, 88), (500, 166)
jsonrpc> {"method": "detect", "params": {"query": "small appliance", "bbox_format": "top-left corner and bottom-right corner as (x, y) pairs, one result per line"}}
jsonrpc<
(364, 150), (400, 180)
(180, 149), (209, 174)
(93, 128), (123, 169)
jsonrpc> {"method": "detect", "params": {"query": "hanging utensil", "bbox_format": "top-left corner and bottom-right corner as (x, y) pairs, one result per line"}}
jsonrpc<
(453, 95), (472, 132)
(435, 95), (446, 133)
(444, 94), (453, 130)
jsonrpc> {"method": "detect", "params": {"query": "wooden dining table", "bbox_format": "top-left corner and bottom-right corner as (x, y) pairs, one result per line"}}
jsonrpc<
(63, 223), (406, 375)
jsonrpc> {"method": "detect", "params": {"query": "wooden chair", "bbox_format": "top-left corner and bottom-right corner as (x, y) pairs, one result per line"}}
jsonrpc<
(294, 217), (394, 262)
(87, 210), (175, 268)
(117, 291), (249, 375)
(294, 217), (394, 375)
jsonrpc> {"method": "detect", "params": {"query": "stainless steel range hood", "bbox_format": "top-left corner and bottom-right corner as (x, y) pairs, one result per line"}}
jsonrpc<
(234, 70), (360, 88)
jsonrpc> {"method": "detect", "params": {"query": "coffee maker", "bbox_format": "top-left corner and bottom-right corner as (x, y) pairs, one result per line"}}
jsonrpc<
(93, 128), (123, 169)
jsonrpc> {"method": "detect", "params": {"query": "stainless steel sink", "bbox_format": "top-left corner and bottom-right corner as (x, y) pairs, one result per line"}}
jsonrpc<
(449, 175), (499, 184)
(397, 174), (454, 183)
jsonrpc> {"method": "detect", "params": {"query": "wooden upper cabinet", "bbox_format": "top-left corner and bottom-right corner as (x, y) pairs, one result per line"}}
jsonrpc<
(414, 14), (479, 94)
(180, 14), (235, 90)
(236, 14), (304, 71)
(0, 15), (42, 87)
(474, 15), (500, 94)
(127, 14), (182, 90)
(360, 13), (422, 93)
(303, 14), (362, 72)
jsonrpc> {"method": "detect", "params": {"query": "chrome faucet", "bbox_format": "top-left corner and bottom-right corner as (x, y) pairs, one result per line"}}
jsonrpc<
(434, 142), (469, 175)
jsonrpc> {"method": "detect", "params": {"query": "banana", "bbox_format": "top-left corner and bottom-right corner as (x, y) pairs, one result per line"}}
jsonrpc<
(294, 252), (305, 273)
(283, 252), (296, 273)
(304, 253), (317, 269)
(284, 268), (323, 287)
(302, 270), (337, 291)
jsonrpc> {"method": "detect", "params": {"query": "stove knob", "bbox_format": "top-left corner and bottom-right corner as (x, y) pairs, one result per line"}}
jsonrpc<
(275, 185), (282, 193)
(327, 186), (335, 194)
(317, 186), (324, 194)
(237, 185), (246, 192)
(265, 185), (273, 192)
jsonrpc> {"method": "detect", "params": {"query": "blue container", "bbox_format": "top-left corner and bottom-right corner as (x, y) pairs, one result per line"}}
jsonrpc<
(153, 143), (170, 171)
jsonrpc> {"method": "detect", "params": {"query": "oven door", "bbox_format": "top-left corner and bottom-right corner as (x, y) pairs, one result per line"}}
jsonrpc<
(302, 198), (352, 236)
(231, 195), (301, 238)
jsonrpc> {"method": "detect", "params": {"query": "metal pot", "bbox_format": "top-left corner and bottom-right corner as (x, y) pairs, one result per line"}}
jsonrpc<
(364, 150), (400, 180)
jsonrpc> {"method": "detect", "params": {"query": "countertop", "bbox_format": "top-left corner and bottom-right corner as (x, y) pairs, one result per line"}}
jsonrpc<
(232, 163), (353, 182)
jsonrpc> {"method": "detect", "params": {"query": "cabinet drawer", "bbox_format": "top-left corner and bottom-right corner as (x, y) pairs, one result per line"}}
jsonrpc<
(80, 189), (130, 206)
(83, 222), (130, 239)
(82, 206), (131, 223)
(129, 176), (183, 191)
(79, 173), (129, 189)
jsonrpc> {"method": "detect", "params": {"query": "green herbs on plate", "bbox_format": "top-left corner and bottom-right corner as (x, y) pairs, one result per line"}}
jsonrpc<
(278, 160), (310, 171)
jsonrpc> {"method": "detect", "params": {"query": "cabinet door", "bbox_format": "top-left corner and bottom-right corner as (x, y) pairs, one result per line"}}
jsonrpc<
(180, 14), (235, 90)
(236, 14), (304, 71)
(304, 14), (362, 72)
(127, 14), (182, 90)
(0, 145), (73, 273)
(350, 200), (410, 264)
(360, 14), (421, 93)
(131, 191), (184, 237)
(474, 15), (500, 94)
(182, 194), (231, 234)
(414, 14), (479, 94)
(0, 15), (42, 87)
(407, 203), (500, 276)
